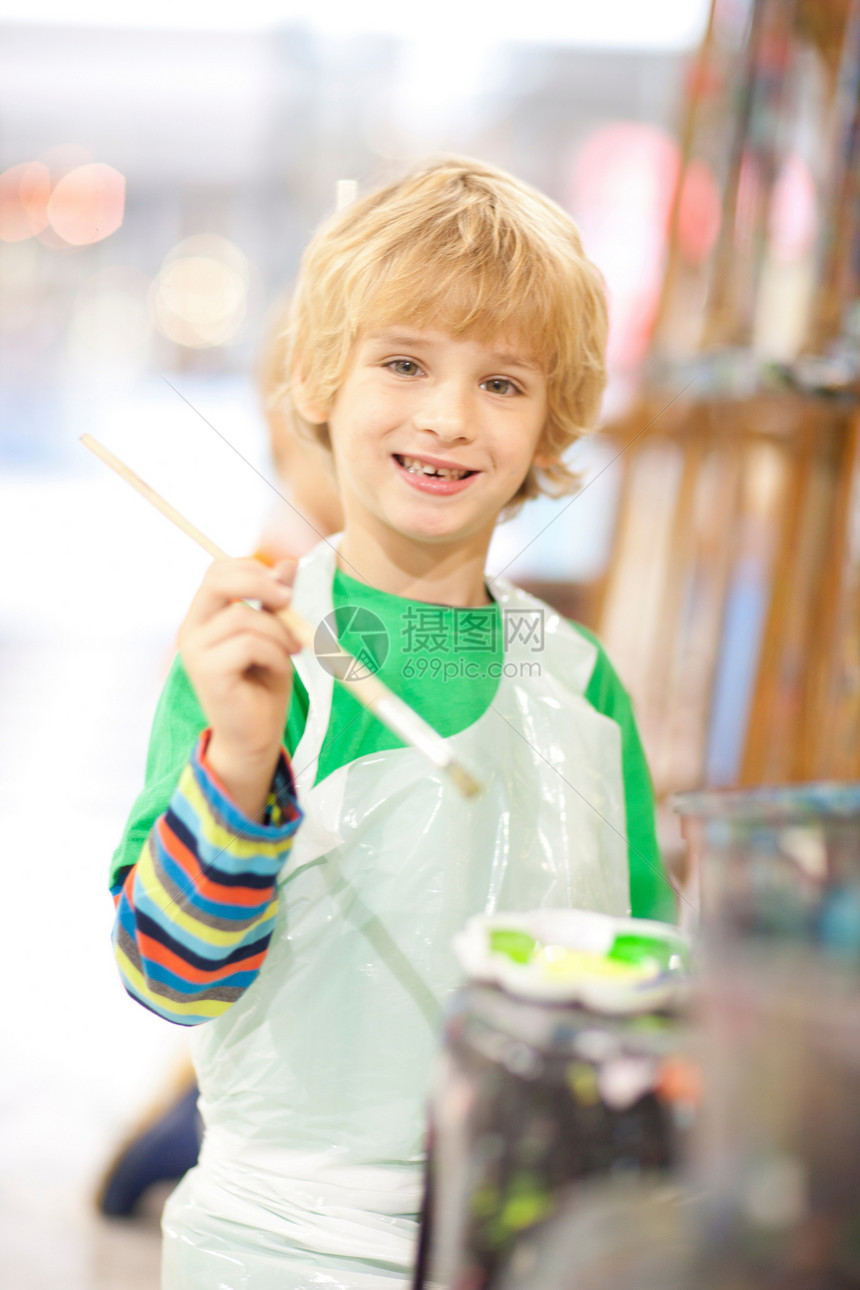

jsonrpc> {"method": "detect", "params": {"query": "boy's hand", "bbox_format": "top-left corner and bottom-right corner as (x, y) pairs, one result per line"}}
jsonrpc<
(178, 557), (302, 819)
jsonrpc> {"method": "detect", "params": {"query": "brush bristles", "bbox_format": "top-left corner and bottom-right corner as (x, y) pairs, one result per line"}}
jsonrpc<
(446, 761), (484, 799)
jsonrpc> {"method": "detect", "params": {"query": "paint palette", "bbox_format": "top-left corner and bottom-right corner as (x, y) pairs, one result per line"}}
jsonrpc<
(453, 908), (692, 1013)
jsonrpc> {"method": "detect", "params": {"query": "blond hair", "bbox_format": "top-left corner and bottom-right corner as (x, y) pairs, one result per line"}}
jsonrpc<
(274, 156), (608, 510)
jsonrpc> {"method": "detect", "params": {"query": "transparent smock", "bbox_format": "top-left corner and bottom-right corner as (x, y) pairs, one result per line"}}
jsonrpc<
(161, 535), (631, 1289)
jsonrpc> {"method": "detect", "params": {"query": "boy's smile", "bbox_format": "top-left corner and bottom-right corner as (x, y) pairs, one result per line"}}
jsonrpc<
(303, 327), (551, 588)
(393, 450), (479, 494)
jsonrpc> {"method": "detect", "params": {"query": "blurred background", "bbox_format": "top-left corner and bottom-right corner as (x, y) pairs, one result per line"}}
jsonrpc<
(4, 0), (860, 1285)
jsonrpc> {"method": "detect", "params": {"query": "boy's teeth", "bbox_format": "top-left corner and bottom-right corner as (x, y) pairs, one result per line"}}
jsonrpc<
(399, 455), (469, 480)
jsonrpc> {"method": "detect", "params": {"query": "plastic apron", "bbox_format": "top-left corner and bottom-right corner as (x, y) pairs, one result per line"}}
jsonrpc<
(162, 535), (630, 1290)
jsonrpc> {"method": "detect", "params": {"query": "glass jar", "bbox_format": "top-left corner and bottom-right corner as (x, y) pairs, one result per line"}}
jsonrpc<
(673, 783), (860, 1288)
(418, 963), (692, 1289)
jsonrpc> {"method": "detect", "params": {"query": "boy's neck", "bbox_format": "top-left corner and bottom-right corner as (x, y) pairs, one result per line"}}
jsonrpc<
(336, 528), (494, 607)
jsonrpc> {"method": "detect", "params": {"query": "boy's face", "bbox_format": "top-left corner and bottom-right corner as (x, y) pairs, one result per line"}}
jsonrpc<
(304, 326), (551, 555)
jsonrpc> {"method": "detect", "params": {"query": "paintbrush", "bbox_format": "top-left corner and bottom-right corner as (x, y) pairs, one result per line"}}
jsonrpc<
(81, 433), (483, 799)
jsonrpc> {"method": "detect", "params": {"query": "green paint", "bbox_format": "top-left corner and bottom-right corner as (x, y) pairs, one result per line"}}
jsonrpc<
(488, 929), (538, 964)
(608, 933), (688, 973)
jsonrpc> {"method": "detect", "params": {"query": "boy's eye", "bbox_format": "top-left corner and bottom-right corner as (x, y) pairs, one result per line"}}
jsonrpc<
(386, 358), (422, 376)
(482, 377), (519, 396)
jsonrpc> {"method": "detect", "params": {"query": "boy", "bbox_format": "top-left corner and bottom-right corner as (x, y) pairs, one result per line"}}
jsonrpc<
(110, 156), (673, 1290)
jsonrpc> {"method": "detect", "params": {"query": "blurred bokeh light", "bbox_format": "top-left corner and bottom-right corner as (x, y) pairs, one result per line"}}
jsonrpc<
(0, 160), (51, 240)
(677, 158), (722, 265)
(769, 152), (817, 262)
(150, 234), (250, 348)
(47, 161), (125, 245)
(570, 121), (681, 372)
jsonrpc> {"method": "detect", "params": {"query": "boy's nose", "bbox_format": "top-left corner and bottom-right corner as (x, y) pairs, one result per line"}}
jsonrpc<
(413, 382), (473, 440)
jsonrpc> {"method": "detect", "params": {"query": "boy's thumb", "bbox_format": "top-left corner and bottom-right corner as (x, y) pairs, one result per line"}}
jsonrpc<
(272, 556), (298, 587)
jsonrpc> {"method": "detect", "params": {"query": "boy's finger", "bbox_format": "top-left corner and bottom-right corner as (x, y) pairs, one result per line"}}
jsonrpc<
(272, 556), (299, 587)
(196, 600), (303, 654)
(188, 560), (292, 624)
(205, 633), (295, 684)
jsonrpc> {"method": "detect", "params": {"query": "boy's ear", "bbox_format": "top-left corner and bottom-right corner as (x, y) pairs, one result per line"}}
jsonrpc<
(291, 371), (330, 426)
(531, 425), (557, 473)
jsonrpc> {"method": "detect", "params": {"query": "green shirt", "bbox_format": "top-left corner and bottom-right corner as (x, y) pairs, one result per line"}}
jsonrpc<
(111, 567), (674, 922)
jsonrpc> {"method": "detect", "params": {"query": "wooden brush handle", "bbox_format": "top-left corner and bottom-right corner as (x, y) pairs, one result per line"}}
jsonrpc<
(80, 433), (316, 648)
(80, 432), (482, 798)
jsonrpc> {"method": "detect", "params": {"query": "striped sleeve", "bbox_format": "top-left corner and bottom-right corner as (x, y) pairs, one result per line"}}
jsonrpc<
(111, 730), (302, 1026)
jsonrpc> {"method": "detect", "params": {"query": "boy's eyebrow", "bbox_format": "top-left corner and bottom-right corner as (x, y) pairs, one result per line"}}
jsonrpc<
(488, 349), (543, 373)
(364, 330), (543, 373)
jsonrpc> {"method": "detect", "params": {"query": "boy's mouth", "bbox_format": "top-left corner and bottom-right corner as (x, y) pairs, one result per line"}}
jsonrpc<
(393, 453), (477, 482)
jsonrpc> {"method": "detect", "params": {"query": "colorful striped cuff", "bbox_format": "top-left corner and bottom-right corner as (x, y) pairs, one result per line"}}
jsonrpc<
(112, 732), (302, 1026)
